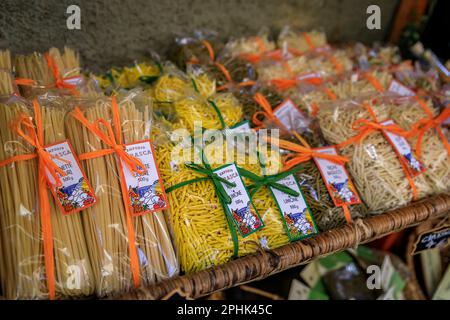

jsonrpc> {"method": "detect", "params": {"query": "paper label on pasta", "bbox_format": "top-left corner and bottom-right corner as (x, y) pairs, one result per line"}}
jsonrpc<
(388, 80), (415, 97)
(269, 174), (318, 241)
(120, 140), (169, 216)
(213, 163), (264, 237)
(381, 120), (426, 177)
(44, 140), (97, 215)
(273, 99), (310, 132)
(313, 147), (361, 207)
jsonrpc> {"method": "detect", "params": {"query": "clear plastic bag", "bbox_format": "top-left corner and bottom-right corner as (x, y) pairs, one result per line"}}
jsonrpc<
(389, 96), (450, 193)
(0, 94), (96, 299)
(223, 28), (276, 61)
(277, 27), (327, 54)
(317, 97), (434, 213)
(15, 47), (94, 98)
(65, 90), (178, 297)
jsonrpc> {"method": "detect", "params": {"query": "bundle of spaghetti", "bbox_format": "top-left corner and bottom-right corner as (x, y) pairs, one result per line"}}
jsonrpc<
(317, 98), (433, 213)
(389, 96), (450, 193)
(65, 93), (178, 296)
(38, 96), (95, 298)
(15, 47), (92, 98)
(277, 28), (327, 54)
(156, 140), (262, 273)
(0, 97), (43, 299)
(174, 91), (243, 134)
(0, 50), (15, 95)
(0, 95), (96, 299)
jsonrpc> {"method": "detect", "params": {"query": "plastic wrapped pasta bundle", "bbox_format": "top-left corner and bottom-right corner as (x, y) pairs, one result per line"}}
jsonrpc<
(174, 91), (243, 133)
(277, 27), (327, 54)
(15, 47), (97, 97)
(0, 50), (16, 96)
(151, 63), (193, 104)
(0, 95), (96, 299)
(188, 65), (217, 98)
(65, 92), (178, 296)
(224, 31), (276, 62)
(169, 32), (224, 70)
(317, 98), (433, 213)
(156, 140), (261, 273)
(96, 60), (162, 93)
(257, 55), (313, 83)
(389, 96), (450, 193)
(327, 70), (393, 100)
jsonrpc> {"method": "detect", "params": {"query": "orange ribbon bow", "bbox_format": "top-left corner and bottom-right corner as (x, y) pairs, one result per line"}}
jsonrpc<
(0, 99), (72, 300)
(337, 102), (419, 200)
(409, 107), (450, 159)
(71, 96), (145, 289)
(251, 92), (285, 130)
(270, 74), (323, 91)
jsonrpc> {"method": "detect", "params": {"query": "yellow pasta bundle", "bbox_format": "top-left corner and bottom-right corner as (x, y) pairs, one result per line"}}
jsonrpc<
(318, 98), (434, 213)
(174, 92), (243, 134)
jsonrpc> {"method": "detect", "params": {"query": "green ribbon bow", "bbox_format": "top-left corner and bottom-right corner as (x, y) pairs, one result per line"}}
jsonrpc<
(237, 166), (301, 197)
(165, 148), (240, 257)
(138, 75), (159, 85)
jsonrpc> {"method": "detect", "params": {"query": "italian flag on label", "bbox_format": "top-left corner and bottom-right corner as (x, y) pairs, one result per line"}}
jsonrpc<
(313, 147), (361, 207)
(269, 174), (318, 241)
(119, 140), (169, 216)
(213, 163), (264, 237)
(44, 140), (97, 215)
(381, 120), (426, 177)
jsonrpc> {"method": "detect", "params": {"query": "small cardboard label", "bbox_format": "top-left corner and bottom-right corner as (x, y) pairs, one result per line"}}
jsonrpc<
(214, 163), (264, 237)
(269, 174), (318, 241)
(411, 225), (450, 255)
(273, 99), (310, 132)
(45, 140), (96, 214)
(388, 79), (415, 97)
(119, 140), (169, 216)
(313, 147), (361, 207)
(381, 120), (426, 177)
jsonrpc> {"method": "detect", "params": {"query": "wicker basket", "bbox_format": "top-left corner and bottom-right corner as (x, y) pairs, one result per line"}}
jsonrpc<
(115, 194), (450, 300)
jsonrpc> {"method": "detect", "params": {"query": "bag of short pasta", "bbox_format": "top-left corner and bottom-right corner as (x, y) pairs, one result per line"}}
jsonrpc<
(157, 138), (265, 273)
(96, 59), (163, 94)
(389, 95), (450, 193)
(169, 31), (224, 70)
(317, 97), (434, 213)
(223, 28), (276, 63)
(0, 94), (97, 299)
(65, 90), (178, 297)
(277, 26), (328, 54)
(236, 150), (320, 249)
(173, 90), (243, 134)
(15, 47), (95, 98)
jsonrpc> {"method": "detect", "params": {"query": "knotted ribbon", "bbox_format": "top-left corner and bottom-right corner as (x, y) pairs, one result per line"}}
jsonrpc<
(71, 96), (146, 288)
(165, 148), (240, 257)
(251, 92), (285, 130)
(0, 99), (72, 299)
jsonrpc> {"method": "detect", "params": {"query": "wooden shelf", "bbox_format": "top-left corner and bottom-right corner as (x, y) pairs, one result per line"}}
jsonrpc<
(116, 194), (450, 300)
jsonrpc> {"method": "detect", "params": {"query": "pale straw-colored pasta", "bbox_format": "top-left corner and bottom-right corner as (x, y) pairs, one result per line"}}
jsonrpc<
(318, 99), (433, 213)
(65, 94), (178, 297)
